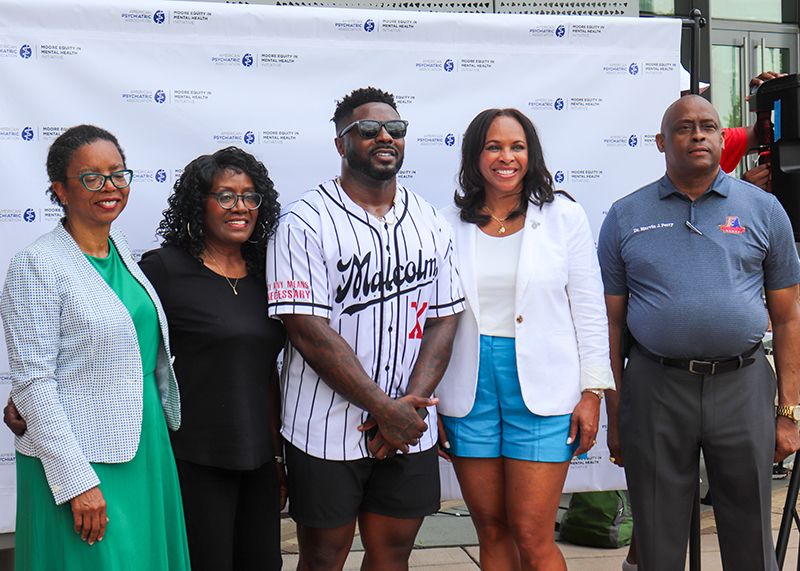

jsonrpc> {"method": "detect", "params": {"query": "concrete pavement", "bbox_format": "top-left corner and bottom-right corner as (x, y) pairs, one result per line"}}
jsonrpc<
(280, 481), (800, 570)
(2, 470), (796, 570)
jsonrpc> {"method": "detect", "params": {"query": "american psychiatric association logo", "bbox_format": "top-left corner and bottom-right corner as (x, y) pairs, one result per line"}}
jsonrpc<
(213, 131), (246, 144)
(21, 127), (34, 141)
(242, 54), (254, 67)
(0, 209), (23, 222)
(444, 134), (456, 147)
(335, 19), (370, 32)
(628, 135), (638, 147)
(416, 134), (449, 147)
(528, 98), (562, 112)
(604, 63), (629, 75)
(554, 171), (565, 184)
(122, 9), (162, 23)
(244, 131), (255, 145)
(23, 209), (36, 223)
(122, 89), (162, 103)
(604, 135), (631, 147)
(212, 53), (243, 66)
(155, 169), (168, 183)
(529, 23), (567, 38)
(629, 63), (639, 75)
(415, 59), (453, 73)
(719, 216), (745, 234)
(19, 44), (32, 59)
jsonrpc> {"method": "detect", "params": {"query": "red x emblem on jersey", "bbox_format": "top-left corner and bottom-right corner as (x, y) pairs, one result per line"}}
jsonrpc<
(409, 302), (428, 339)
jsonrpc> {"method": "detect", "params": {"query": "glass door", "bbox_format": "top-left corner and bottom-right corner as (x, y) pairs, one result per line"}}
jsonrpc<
(711, 25), (797, 174)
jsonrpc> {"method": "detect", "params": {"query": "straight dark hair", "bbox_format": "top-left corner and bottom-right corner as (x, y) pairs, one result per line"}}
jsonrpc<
(455, 108), (555, 225)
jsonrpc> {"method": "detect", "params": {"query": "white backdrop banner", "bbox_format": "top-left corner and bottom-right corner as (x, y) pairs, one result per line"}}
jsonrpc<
(0, 0), (681, 532)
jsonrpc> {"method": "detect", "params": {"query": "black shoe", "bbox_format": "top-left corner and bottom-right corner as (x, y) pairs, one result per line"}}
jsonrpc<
(773, 464), (791, 480)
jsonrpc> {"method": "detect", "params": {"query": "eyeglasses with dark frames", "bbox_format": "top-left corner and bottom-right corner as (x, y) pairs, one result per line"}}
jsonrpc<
(208, 191), (263, 210)
(337, 119), (408, 140)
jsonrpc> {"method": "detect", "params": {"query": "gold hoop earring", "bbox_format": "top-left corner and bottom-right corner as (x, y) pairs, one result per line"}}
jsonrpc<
(187, 222), (194, 239)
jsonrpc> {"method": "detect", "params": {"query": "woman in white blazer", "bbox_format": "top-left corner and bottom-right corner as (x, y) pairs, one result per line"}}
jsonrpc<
(2, 125), (190, 570)
(437, 109), (614, 571)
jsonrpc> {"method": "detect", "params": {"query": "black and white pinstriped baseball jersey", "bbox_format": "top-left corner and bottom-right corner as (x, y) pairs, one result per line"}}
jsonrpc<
(267, 179), (465, 461)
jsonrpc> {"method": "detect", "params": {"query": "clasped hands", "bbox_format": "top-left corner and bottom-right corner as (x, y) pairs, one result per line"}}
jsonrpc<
(357, 395), (436, 460)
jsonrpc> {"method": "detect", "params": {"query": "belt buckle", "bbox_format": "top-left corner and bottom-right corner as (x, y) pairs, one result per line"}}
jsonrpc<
(689, 360), (715, 375)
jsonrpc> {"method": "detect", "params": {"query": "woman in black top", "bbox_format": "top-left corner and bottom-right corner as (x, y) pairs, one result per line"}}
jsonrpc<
(139, 146), (285, 571)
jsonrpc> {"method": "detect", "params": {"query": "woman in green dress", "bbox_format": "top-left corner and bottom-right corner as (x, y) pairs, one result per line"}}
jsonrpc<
(1, 125), (191, 570)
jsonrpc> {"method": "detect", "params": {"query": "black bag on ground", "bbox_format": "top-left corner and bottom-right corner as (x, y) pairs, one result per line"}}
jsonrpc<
(559, 490), (633, 548)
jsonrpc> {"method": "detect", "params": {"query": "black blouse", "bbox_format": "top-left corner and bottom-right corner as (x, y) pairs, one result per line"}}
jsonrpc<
(140, 245), (286, 470)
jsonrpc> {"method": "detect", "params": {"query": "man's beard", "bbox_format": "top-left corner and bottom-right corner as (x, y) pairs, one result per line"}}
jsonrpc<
(346, 145), (404, 181)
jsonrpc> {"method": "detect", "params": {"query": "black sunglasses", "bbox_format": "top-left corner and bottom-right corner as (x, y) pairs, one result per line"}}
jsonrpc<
(338, 119), (408, 139)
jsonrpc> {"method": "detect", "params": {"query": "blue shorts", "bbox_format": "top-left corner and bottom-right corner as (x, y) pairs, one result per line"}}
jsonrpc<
(440, 335), (578, 462)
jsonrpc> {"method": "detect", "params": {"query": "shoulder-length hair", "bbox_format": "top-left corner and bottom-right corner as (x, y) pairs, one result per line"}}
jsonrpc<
(157, 146), (280, 279)
(455, 108), (555, 225)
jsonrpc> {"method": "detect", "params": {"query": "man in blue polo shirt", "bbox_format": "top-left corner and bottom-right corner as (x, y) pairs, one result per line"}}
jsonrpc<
(598, 95), (800, 571)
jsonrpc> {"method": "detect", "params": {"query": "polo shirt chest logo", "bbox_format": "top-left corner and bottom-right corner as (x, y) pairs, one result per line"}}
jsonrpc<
(719, 216), (746, 235)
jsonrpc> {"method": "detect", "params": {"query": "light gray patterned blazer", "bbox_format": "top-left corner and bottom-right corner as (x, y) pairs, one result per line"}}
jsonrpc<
(1, 221), (180, 505)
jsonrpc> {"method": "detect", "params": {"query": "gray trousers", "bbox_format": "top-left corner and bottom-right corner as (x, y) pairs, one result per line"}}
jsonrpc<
(620, 346), (778, 571)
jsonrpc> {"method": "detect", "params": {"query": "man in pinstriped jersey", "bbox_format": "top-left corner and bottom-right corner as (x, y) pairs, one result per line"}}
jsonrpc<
(266, 87), (464, 571)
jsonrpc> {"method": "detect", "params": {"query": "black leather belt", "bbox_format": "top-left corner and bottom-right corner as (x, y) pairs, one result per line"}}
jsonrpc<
(634, 342), (761, 375)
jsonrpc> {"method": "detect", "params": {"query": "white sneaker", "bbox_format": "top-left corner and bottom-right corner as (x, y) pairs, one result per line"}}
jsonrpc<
(622, 560), (637, 571)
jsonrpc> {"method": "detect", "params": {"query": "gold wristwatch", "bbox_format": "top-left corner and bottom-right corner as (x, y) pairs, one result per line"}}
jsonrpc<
(583, 389), (604, 401)
(776, 405), (800, 423)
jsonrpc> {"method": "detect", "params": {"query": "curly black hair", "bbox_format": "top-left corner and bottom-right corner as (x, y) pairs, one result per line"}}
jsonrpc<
(455, 108), (555, 226)
(157, 146), (280, 279)
(45, 125), (126, 208)
(332, 87), (399, 135)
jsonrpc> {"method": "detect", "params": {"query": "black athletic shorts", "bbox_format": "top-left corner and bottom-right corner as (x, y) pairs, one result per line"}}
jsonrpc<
(285, 442), (440, 528)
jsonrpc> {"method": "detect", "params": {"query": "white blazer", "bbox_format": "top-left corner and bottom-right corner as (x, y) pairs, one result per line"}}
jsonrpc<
(437, 196), (613, 418)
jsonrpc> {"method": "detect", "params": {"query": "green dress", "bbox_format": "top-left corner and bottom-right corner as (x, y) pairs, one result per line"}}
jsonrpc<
(15, 241), (191, 571)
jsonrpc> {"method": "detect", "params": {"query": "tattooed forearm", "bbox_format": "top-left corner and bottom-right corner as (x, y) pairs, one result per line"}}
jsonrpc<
(282, 313), (436, 451)
(281, 314), (392, 415)
(405, 314), (459, 399)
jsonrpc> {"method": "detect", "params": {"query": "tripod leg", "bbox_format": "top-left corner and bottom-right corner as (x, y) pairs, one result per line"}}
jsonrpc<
(776, 461), (800, 570)
(690, 480), (701, 571)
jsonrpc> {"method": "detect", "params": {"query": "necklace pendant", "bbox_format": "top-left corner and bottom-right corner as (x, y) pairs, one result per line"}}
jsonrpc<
(233, 287), (238, 295)
(498, 225), (506, 234)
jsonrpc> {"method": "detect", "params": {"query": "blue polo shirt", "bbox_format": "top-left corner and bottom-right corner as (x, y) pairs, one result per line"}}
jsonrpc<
(598, 170), (800, 360)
